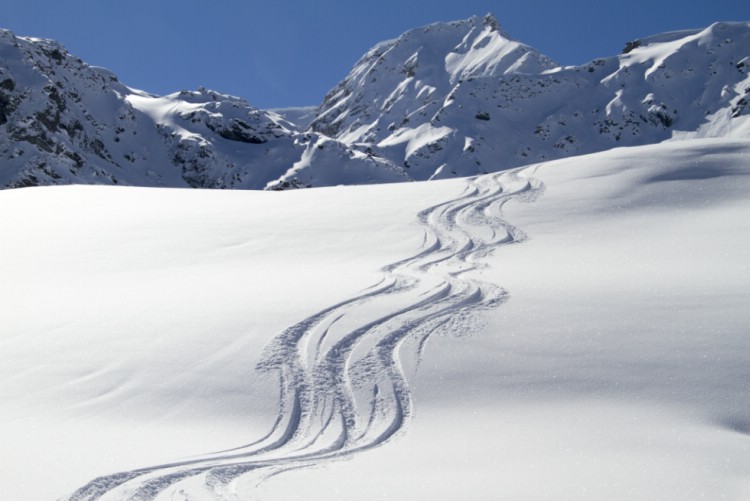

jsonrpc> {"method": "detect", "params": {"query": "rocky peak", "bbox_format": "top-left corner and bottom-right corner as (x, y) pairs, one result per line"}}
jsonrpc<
(311, 15), (558, 144)
(481, 13), (502, 33)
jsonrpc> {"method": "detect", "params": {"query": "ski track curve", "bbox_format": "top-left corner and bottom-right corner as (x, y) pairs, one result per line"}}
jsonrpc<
(61, 168), (543, 501)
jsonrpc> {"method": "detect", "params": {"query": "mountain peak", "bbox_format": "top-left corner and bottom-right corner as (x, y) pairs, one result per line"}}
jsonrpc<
(310, 15), (558, 141)
(480, 12), (503, 33)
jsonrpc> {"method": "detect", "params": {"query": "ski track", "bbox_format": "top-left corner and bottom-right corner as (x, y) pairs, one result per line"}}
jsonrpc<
(62, 168), (543, 501)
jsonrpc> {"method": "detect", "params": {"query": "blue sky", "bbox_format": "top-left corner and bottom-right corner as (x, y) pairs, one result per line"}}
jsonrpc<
(4, 0), (750, 108)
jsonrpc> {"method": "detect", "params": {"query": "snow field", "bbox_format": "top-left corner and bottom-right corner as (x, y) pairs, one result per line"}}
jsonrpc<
(1, 138), (749, 499)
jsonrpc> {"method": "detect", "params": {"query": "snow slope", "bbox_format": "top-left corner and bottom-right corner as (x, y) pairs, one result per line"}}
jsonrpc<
(2, 137), (749, 499)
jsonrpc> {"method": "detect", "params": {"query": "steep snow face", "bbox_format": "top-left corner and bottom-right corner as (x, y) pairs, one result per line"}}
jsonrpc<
(311, 14), (558, 142)
(277, 19), (750, 187)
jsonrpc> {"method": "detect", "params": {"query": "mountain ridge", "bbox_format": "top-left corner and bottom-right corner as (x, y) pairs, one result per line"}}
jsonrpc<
(0, 16), (749, 190)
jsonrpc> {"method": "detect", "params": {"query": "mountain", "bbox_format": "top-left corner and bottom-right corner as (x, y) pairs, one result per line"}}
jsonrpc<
(1, 16), (749, 190)
(288, 15), (750, 185)
(0, 29), (274, 188)
(0, 29), (400, 190)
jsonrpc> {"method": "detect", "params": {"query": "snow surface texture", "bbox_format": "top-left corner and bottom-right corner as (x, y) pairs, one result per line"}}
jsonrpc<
(58, 167), (540, 501)
(1, 15), (749, 190)
(2, 138), (750, 499)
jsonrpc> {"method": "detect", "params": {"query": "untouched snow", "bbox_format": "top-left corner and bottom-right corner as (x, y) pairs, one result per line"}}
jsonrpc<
(267, 106), (318, 130)
(2, 138), (750, 499)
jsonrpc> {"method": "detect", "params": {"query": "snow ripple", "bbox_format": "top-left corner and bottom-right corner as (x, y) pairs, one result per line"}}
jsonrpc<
(62, 168), (542, 500)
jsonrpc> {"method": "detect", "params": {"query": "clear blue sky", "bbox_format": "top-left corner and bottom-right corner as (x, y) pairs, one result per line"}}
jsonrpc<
(5, 0), (750, 108)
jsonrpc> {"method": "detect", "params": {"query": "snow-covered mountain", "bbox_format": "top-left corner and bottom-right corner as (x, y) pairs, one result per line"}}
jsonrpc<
(291, 15), (750, 185)
(0, 29), (398, 189)
(1, 15), (749, 190)
(0, 29), (276, 188)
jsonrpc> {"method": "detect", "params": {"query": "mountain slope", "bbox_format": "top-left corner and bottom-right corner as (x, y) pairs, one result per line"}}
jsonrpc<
(0, 28), (293, 189)
(274, 17), (750, 186)
(0, 29), (401, 190)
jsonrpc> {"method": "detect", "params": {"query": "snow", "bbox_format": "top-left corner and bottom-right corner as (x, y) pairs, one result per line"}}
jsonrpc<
(2, 138), (750, 499)
(268, 106), (318, 130)
(2, 11), (750, 501)
(443, 24), (556, 81)
(377, 123), (454, 158)
(126, 93), (209, 142)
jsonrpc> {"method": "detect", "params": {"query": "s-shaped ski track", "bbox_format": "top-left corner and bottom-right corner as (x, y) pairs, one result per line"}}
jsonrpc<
(63, 168), (543, 501)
